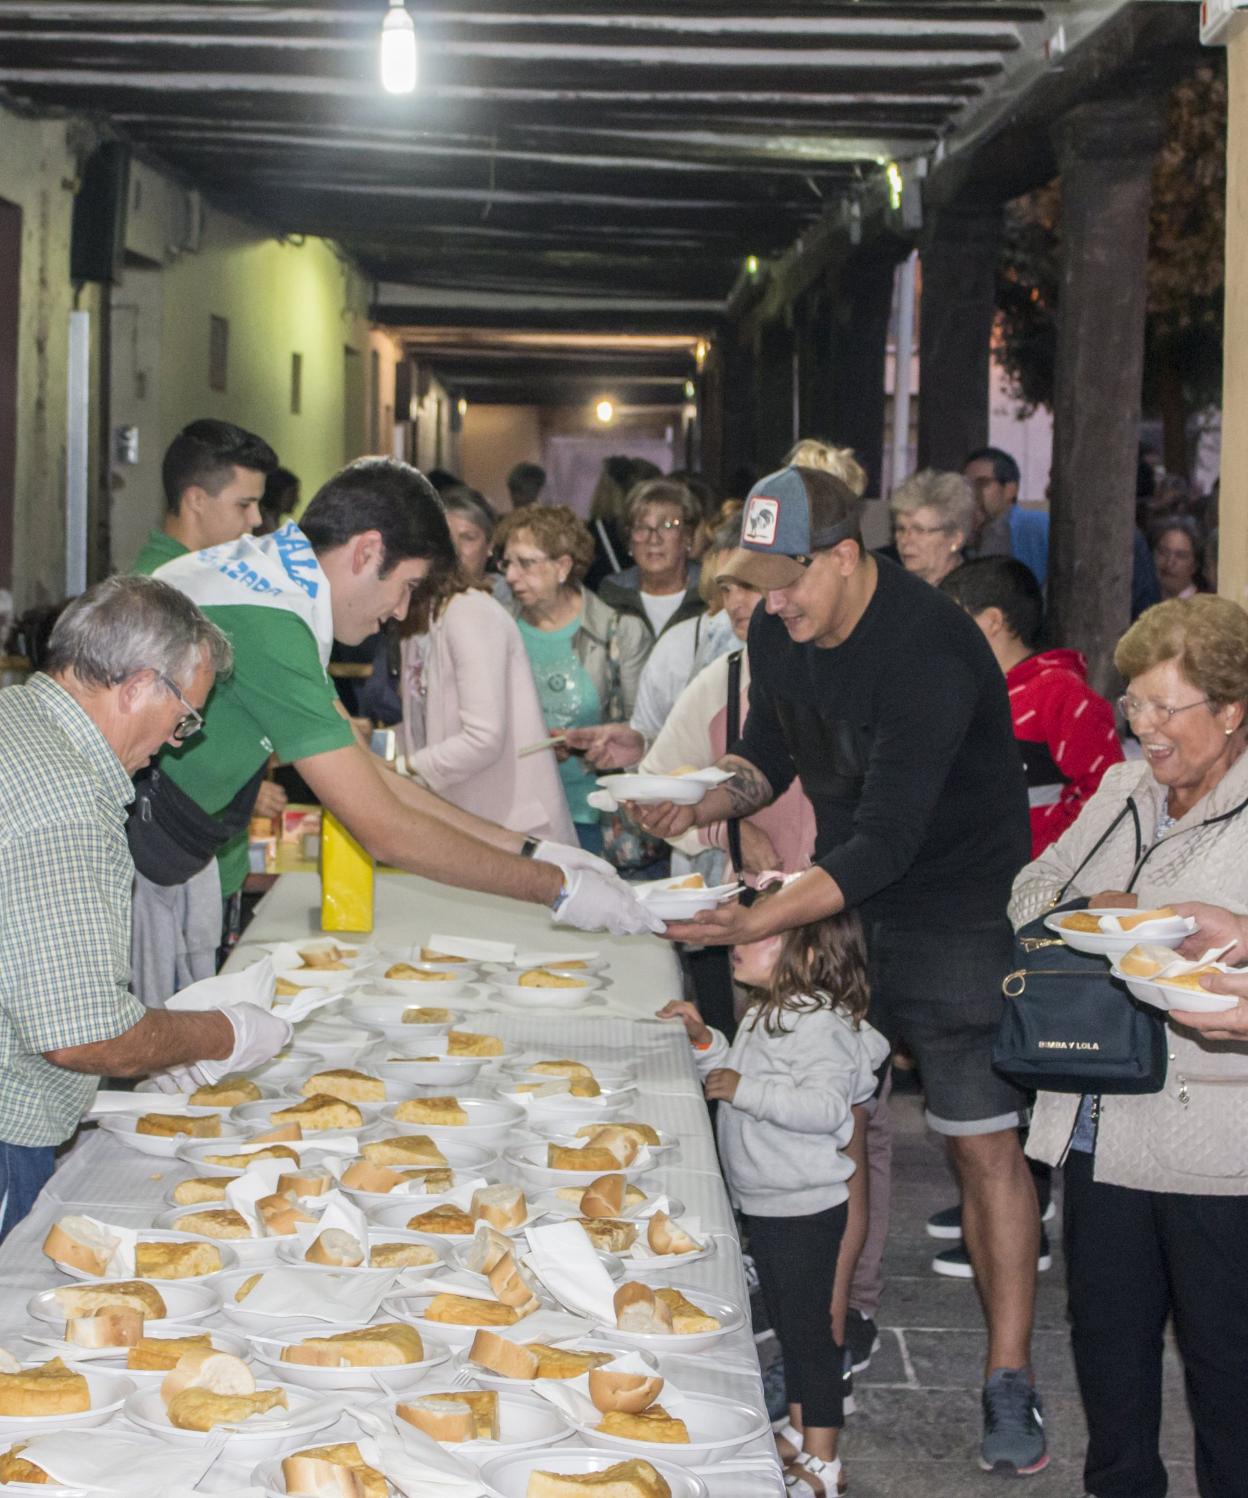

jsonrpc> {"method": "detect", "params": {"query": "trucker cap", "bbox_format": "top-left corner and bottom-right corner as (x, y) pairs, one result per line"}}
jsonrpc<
(733, 465), (862, 589)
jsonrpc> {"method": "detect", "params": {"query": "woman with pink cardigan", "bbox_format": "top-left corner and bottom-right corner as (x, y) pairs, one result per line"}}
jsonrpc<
(397, 574), (576, 846)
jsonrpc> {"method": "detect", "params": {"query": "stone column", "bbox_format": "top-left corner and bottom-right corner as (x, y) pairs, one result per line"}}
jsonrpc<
(1220, 31), (1248, 610)
(1047, 97), (1162, 695)
(916, 200), (1002, 472)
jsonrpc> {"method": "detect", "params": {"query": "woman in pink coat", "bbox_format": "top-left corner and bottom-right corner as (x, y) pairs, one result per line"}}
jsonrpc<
(397, 574), (576, 845)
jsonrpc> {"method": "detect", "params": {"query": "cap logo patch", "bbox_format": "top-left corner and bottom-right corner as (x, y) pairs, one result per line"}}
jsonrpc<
(744, 494), (780, 546)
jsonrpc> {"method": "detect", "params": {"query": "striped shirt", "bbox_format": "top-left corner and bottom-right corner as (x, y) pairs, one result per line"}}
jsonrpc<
(0, 674), (144, 1145)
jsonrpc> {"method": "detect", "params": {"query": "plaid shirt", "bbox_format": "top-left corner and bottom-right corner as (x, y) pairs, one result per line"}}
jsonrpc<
(0, 674), (144, 1145)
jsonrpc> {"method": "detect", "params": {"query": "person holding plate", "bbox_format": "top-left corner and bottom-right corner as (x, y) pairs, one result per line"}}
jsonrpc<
(1010, 594), (1248, 1498)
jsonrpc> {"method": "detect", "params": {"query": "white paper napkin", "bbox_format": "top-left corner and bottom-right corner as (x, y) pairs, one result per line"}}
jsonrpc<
(237, 1268), (398, 1321)
(1100, 913), (1196, 935)
(293, 1190), (369, 1260)
(429, 933), (516, 964)
(354, 1408), (488, 1496)
(531, 1349), (671, 1427)
(224, 1162), (285, 1235)
(18, 1432), (222, 1492)
(46, 1214), (137, 1277)
(413, 1268), (503, 1301)
(524, 1220), (618, 1323)
(87, 1091), (194, 1117)
(167, 957), (275, 1013)
(626, 1215), (704, 1260)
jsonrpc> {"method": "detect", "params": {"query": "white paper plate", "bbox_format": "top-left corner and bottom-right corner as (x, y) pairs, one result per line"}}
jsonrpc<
(391, 1385), (571, 1454)
(571, 1390), (769, 1467)
(625, 1234), (719, 1272)
(501, 1060), (636, 1092)
(275, 1227), (451, 1277)
(0, 1368), (134, 1436)
(230, 1098), (384, 1136)
(380, 1294), (544, 1347)
(369, 1199), (545, 1239)
(479, 1445), (708, 1498)
(152, 1207), (305, 1266)
(339, 1001), (465, 1038)
(1111, 962), (1239, 1014)
(95, 1110), (248, 1159)
(368, 964), (480, 999)
(273, 939), (378, 970)
(637, 893), (740, 922)
(593, 1284), (744, 1355)
(132, 1080), (281, 1104)
(504, 1143), (657, 1190)
(598, 773), (708, 806)
(272, 965), (360, 991)
(340, 1167), (494, 1214)
(123, 1381), (333, 1457)
(1044, 907), (1195, 957)
(532, 1190), (684, 1223)
(212, 1265), (389, 1331)
(531, 1123), (676, 1155)
(374, 951), (483, 976)
(495, 1083), (637, 1124)
(487, 979), (600, 1012)
(248, 1322), (452, 1393)
(60, 1323), (250, 1383)
(28, 1280), (220, 1333)
(380, 1098), (525, 1150)
(52, 1229), (239, 1283)
(365, 1053), (491, 1086)
(174, 1140), (344, 1178)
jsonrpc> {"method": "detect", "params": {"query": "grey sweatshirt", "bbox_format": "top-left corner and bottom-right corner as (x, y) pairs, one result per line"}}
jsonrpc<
(696, 999), (890, 1217)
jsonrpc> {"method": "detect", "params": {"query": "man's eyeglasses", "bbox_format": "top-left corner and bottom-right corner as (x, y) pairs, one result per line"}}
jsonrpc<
(157, 673), (204, 742)
(1116, 694), (1213, 725)
(631, 519), (684, 542)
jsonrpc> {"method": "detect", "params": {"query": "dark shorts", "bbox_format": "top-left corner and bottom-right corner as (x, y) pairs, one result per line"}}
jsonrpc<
(867, 918), (1028, 1136)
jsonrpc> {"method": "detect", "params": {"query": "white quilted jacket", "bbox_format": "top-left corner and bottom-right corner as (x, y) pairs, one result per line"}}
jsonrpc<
(1011, 750), (1248, 1195)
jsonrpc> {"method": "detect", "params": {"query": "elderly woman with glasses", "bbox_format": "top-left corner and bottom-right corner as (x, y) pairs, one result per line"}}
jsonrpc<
(889, 469), (977, 587)
(495, 505), (652, 853)
(1010, 595), (1248, 1498)
(599, 477), (707, 639)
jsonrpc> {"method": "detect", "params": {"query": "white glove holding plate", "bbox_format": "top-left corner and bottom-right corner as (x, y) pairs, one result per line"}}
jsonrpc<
(148, 1002), (292, 1091)
(535, 838), (619, 881)
(554, 869), (667, 937)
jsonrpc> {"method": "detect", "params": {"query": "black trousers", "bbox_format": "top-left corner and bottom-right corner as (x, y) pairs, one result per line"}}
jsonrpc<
(743, 1202), (848, 1429)
(1064, 1149), (1248, 1498)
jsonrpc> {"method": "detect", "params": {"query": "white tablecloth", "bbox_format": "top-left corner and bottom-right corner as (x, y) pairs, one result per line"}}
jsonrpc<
(0, 872), (781, 1495)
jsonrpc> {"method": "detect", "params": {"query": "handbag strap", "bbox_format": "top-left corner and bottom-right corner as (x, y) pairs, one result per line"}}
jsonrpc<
(1054, 801), (1139, 905)
(725, 650), (744, 876)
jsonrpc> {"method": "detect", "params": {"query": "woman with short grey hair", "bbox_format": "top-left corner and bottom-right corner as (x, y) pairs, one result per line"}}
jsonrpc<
(439, 485), (497, 583)
(889, 469), (977, 587)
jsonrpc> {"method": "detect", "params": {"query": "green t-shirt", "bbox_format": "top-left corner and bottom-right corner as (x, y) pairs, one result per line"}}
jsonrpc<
(132, 529), (188, 576)
(516, 614), (602, 826)
(158, 605), (354, 896)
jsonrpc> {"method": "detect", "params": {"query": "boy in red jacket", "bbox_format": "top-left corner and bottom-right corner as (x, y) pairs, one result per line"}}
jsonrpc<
(942, 557), (1123, 856)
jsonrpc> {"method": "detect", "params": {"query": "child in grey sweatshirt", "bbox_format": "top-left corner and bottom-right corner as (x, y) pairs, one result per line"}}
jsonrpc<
(660, 890), (888, 1498)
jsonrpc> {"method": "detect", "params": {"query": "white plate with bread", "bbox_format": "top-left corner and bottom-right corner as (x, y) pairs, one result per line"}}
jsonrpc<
(338, 1000), (467, 1037)
(0, 1363), (135, 1435)
(366, 1053), (492, 1087)
(1110, 958), (1239, 1013)
(594, 1284), (743, 1356)
(231, 1097), (385, 1137)
(504, 1143), (657, 1191)
(534, 1185), (682, 1223)
(152, 1207), (322, 1267)
(28, 1280), (219, 1332)
(1044, 906), (1196, 957)
(133, 1076), (281, 1105)
(571, 1389), (770, 1468)
(45, 1223), (239, 1283)
(124, 1379), (333, 1457)
(59, 1323), (251, 1384)
(248, 1318), (452, 1392)
(479, 1446), (708, 1498)
(380, 1097), (525, 1149)
(497, 1083), (638, 1126)
(368, 962), (481, 1000)
(388, 1385), (571, 1454)
(339, 1167), (496, 1215)
(96, 1108), (249, 1159)
(174, 1140), (342, 1178)
(272, 938), (378, 971)
(502, 1059), (636, 1092)
(381, 1292), (547, 1348)
(370, 1185), (543, 1241)
(276, 1226), (451, 1277)
(530, 1122), (675, 1155)
(460, 1335), (619, 1389)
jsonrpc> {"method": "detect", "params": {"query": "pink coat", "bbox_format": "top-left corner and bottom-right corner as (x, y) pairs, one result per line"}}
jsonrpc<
(399, 588), (576, 845)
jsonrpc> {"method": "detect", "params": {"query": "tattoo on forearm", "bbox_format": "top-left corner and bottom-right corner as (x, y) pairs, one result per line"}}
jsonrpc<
(719, 756), (774, 818)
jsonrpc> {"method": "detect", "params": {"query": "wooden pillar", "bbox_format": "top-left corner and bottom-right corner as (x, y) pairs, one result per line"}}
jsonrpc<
(829, 247), (902, 496)
(796, 282), (835, 450)
(1047, 98), (1162, 695)
(916, 200), (1001, 471)
(1221, 31), (1248, 609)
(719, 334), (758, 493)
(754, 317), (796, 473)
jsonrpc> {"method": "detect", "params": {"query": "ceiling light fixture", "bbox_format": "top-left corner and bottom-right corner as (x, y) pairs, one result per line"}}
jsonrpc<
(595, 399), (615, 424)
(886, 161), (904, 212)
(380, 0), (418, 95)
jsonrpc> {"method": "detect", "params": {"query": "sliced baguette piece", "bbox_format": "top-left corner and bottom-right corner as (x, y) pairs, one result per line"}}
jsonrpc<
(467, 1328), (538, 1380)
(613, 1283), (673, 1335)
(281, 1443), (386, 1498)
(42, 1216), (119, 1277)
(588, 1366), (665, 1415)
(53, 1281), (167, 1320)
(463, 1223), (513, 1276)
(395, 1393), (476, 1443)
(488, 1253), (541, 1315)
(275, 1167), (335, 1198)
(471, 1183), (526, 1231)
(587, 1127), (639, 1167)
(645, 1212), (700, 1256)
(548, 1145), (620, 1173)
(257, 1193), (316, 1237)
(580, 1174), (625, 1218)
(305, 1228), (365, 1268)
(65, 1306), (144, 1349)
(160, 1348), (255, 1407)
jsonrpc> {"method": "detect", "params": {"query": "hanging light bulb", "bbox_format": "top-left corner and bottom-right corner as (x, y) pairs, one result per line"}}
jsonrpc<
(380, 0), (417, 95)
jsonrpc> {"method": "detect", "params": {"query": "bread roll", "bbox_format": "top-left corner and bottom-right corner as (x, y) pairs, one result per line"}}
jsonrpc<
(42, 1216), (119, 1276)
(471, 1184), (526, 1231)
(281, 1442), (387, 1498)
(135, 1113), (220, 1139)
(0, 1360), (90, 1418)
(305, 1228), (365, 1268)
(467, 1329), (538, 1380)
(646, 1212), (700, 1256)
(166, 1385), (286, 1432)
(170, 1177), (228, 1206)
(393, 1097), (468, 1127)
(276, 1167), (335, 1198)
(596, 1406), (689, 1444)
(300, 1069), (385, 1104)
(134, 1241), (222, 1280)
(271, 1095), (363, 1132)
(589, 1367), (665, 1415)
(406, 1204), (474, 1236)
(464, 1223), (513, 1275)
(65, 1306), (144, 1349)
(412, 1390), (498, 1440)
(257, 1193), (316, 1237)
(54, 1281), (167, 1320)
(524, 1459), (674, 1497)
(424, 1294), (519, 1327)
(488, 1253), (541, 1315)
(613, 1284), (673, 1335)
(395, 1394), (476, 1443)
(362, 1134), (447, 1168)
(188, 1077), (261, 1107)
(654, 1287), (720, 1334)
(160, 1348), (255, 1406)
(580, 1174), (626, 1218)
(548, 1145), (621, 1173)
(173, 1208), (252, 1240)
(126, 1333), (212, 1371)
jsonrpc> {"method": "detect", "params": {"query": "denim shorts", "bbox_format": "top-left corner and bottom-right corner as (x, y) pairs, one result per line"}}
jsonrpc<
(867, 918), (1029, 1136)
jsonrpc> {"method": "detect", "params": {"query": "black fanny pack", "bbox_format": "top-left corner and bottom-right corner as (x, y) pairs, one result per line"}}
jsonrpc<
(126, 763), (267, 886)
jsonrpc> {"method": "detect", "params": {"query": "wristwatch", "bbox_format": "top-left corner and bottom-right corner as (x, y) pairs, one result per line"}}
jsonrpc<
(520, 837), (541, 859)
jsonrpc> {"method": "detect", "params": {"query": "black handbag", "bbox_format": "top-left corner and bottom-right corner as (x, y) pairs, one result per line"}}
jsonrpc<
(992, 805), (1168, 1095)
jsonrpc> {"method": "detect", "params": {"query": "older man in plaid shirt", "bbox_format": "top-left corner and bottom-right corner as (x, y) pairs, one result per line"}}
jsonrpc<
(0, 576), (291, 1240)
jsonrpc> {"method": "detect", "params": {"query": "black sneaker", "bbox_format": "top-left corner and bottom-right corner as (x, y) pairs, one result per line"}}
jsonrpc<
(844, 1308), (880, 1373)
(926, 1201), (1054, 1242)
(980, 1367), (1049, 1475)
(932, 1231), (1052, 1278)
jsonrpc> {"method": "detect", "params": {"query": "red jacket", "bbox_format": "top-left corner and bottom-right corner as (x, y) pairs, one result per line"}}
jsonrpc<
(1006, 649), (1124, 855)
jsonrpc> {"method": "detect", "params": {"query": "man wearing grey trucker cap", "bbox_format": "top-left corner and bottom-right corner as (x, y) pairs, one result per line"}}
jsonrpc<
(634, 464), (1045, 1477)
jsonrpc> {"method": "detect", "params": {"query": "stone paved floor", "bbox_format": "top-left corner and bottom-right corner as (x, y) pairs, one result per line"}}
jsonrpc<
(766, 1092), (1201, 1497)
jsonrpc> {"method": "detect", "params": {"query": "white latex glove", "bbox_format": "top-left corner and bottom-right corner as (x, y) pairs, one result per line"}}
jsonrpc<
(179, 1003), (293, 1087)
(535, 838), (619, 881)
(553, 869), (666, 936)
(147, 1068), (189, 1094)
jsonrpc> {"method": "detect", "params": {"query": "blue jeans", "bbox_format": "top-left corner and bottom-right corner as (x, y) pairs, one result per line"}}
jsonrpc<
(0, 1142), (56, 1244)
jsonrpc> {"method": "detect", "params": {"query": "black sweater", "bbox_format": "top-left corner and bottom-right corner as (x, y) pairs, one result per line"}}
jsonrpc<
(734, 557), (1029, 925)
